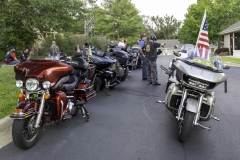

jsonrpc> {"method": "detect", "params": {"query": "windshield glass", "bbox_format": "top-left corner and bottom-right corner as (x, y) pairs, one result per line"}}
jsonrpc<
(180, 44), (195, 53)
(180, 51), (223, 72)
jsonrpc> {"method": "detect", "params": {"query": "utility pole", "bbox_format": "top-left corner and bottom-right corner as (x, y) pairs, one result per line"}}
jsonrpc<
(84, 0), (94, 37)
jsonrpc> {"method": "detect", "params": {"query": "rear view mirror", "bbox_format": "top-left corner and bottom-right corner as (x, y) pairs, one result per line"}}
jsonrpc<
(223, 64), (230, 69)
(173, 51), (181, 57)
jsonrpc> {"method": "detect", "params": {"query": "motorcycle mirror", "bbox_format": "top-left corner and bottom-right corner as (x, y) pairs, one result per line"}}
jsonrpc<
(224, 80), (227, 93)
(174, 45), (179, 49)
(173, 51), (181, 57)
(222, 64), (230, 69)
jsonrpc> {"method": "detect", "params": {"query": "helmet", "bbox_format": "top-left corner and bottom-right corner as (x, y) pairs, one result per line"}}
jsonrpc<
(149, 34), (157, 41)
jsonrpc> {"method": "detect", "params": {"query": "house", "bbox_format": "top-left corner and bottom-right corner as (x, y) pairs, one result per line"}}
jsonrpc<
(219, 20), (240, 57)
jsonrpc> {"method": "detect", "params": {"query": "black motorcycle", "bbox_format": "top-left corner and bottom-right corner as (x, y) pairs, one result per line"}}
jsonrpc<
(130, 46), (142, 69)
(90, 47), (128, 92)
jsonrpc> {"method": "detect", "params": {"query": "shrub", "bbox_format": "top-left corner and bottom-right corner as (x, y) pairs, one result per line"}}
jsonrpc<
(214, 48), (230, 56)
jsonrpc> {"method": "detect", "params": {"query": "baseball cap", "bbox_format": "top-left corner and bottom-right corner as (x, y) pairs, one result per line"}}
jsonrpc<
(140, 33), (147, 38)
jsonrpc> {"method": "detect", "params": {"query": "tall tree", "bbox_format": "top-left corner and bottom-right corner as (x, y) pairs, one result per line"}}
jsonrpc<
(0, 0), (85, 59)
(93, 0), (144, 45)
(151, 15), (181, 39)
(178, 0), (240, 47)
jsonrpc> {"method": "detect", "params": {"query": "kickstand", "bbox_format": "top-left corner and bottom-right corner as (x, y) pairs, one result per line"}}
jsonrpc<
(102, 89), (111, 96)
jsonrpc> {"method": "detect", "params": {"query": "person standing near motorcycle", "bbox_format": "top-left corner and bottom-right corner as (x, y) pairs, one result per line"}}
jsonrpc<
(50, 41), (60, 60)
(145, 34), (161, 85)
(118, 38), (125, 48)
(4, 46), (20, 65)
(138, 33), (147, 80)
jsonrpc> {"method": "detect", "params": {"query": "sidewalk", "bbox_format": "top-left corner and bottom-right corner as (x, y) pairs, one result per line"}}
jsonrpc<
(0, 116), (13, 149)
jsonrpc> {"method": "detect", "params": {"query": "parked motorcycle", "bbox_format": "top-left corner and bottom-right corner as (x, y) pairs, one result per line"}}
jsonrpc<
(10, 57), (96, 149)
(128, 46), (141, 70)
(90, 47), (129, 91)
(159, 51), (229, 142)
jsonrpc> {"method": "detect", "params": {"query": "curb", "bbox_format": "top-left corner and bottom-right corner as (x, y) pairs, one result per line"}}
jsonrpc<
(224, 62), (240, 68)
(0, 116), (13, 132)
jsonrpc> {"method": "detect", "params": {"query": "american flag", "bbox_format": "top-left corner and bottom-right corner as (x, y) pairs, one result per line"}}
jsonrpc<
(195, 10), (210, 60)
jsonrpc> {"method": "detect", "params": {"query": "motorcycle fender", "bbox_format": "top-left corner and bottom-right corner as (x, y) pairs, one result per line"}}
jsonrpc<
(10, 101), (39, 119)
(186, 98), (198, 113)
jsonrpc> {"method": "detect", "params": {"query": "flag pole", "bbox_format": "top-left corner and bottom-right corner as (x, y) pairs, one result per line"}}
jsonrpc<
(195, 10), (207, 55)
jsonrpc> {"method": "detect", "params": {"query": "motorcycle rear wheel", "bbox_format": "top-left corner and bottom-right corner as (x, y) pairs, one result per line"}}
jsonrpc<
(12, 116), (39, 149)
(178, 111), (195, 143)
(133, 65), (136, 70)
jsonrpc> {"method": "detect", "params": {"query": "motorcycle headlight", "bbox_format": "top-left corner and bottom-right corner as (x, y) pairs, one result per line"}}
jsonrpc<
(26, 78), (39, 91)
(42, 81), (51, 89)
(133, 52), (137, 57)
(16, 80), (23, 88)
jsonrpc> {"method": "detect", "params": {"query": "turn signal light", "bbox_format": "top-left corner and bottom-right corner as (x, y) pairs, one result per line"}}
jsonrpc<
(18, 92), (24, 99)
(18, 92), (25, 102)
(13, 109), (21, 114)
(44, 93), (50, 99)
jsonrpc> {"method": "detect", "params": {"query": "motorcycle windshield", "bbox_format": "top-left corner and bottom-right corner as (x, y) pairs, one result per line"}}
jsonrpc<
(181, 51), (223, 73)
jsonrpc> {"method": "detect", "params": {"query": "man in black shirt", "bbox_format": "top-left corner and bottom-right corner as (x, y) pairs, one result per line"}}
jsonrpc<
(145, 34), (162, 85)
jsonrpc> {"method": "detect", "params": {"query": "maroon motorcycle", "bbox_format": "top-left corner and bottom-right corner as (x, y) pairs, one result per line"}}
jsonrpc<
(10, 56), (96, 149)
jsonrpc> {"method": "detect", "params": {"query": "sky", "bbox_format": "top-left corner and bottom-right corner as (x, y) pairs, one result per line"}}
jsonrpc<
(131, 0), (197, 21)
(96, 0), (198, 21)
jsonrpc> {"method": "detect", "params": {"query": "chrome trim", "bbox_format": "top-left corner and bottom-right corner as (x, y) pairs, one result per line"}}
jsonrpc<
(194, 94), (204, 125)
(176, 88), (187, 120)
(34, 93), (46, 128)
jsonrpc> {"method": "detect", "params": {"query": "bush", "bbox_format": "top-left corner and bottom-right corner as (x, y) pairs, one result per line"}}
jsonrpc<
(214, 48), (230, 56)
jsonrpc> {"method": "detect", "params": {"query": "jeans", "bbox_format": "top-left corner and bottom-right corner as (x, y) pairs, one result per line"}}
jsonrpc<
(140, 55), (147, 78)
(10, 60), (20, 65)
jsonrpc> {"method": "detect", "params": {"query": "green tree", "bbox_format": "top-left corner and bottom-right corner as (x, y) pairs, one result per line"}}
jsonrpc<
(151, 15), (182, 39)
(0, 0), (85, 60)
(178, 0), (240, 47)
(93, 0), (144, 45)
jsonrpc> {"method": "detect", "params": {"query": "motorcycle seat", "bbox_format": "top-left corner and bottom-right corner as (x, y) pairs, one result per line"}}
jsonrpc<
(73, 69), (88, 82)
(61, 75), (78, 91)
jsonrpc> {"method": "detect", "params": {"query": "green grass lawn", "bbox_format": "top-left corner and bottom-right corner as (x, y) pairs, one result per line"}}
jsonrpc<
(0, 67), (18, 119)
(221, 56), (240, 64)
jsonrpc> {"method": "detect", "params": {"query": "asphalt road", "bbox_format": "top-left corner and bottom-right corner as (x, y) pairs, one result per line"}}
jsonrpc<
(0, 55), (240, 160)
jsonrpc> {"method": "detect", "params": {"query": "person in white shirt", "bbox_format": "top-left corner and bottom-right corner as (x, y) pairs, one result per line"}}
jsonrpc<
(117, 38), (125, 48)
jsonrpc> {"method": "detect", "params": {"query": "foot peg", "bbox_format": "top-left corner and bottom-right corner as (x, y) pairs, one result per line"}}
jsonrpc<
(211, 115), (220, 121)
(157, 100), (165, 104)
(196, 123), (211, 130)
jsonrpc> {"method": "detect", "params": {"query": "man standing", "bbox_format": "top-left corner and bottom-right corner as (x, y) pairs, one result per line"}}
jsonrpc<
(138, 33), (147, 80)
(145, 34), (161, 85)
(50, 41), (60, 60)
(4, 46), (20, 65)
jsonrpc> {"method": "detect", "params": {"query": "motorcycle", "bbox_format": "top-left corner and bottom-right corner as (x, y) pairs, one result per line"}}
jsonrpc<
(159, 51), (229, 142)
(128, 46), (141, 70)
(10, 56), (96, 149)
(90, 47), (129, 92)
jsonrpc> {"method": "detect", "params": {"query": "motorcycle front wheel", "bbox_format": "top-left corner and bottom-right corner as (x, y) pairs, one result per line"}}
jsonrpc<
(12, 115), (39, 149)
(178, 111), (195, 143)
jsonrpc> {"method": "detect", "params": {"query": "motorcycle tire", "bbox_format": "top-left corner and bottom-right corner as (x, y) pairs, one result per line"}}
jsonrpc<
(178, 111), (195, 143)
(12, 116), (39, 149)
(94, 76), (102, 92)
(133, 65), (136, 70)
(72, 105), (80, 116)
